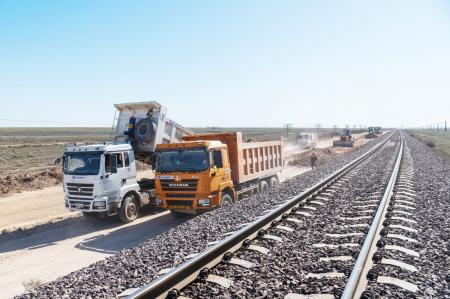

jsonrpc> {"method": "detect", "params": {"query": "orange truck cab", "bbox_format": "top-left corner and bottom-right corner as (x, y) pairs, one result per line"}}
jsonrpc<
(154, 132), (283, 217)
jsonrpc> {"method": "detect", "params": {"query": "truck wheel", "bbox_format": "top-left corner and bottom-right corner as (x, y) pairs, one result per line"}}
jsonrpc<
(118, 196), (139, 223)
(269, 177), (279, 188)
(259, 180), (269, 193)
(220, 193), (233, 207)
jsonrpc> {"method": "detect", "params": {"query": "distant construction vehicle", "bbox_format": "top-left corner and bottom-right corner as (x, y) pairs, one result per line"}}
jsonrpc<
(366, 127), (377, 139)
(60, 101), (192, 222)
(297, 132), (317, 149)
(374, 127), (383, 134)
(153, 132), (283, 217)
(366, 126), (383, 139)
(333, 129), (354, 147)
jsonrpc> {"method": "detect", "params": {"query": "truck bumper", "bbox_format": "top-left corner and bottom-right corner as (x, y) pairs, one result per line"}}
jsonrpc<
(161, 195), (215, 211)
(67, 196), (119, 214)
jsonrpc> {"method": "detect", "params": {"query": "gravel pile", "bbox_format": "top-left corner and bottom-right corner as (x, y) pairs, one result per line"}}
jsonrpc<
(17, 134), (391, 299)
(364, 133), (450, 298)
(181, 135), (400, 298)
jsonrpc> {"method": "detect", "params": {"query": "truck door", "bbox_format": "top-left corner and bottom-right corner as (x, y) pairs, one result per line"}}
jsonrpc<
(124, 151), (137, 184)
(210, 148), (231, 203)
(103, 153), (124, 198)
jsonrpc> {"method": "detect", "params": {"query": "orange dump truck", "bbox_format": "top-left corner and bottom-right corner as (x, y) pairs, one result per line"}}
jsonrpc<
(154, 132), (284, 216)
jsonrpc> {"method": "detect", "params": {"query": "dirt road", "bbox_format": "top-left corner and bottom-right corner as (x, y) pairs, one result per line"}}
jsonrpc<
(0, 209), (185, 298)
(0, 186), (72, 232)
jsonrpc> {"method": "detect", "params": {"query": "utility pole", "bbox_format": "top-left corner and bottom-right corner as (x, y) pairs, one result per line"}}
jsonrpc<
(333, 125), (337, 137)
(283, 124), (293, 138)
(315, 124), (321, 140)
(207, 126), (221, 133)
(445, 120), (447, 132)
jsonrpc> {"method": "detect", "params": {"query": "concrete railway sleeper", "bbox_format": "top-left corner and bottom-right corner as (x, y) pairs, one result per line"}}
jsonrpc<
(125, 132), (399, 299)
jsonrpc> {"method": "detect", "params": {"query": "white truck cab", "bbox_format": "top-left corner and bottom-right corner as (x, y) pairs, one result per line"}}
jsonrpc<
(63, 143), (148, 222)
(61, 101), (191, 222)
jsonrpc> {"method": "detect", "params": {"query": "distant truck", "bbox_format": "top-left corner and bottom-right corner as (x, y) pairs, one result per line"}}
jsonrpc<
(61, 101), (191, 222)
(297, 132), (317, 149)
(153, 132), (284, 217)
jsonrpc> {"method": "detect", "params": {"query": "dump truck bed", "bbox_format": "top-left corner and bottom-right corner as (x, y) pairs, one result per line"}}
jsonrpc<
(182, 132), (283, 184)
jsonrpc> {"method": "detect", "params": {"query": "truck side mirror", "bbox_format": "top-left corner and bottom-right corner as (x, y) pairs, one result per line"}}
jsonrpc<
(54, 157), (62, 165)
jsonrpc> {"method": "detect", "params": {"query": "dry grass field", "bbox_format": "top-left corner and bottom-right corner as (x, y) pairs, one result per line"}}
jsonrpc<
(0, 128), (112, 195)
(0, 128), (112, 176)
(409, 131), (450, 162)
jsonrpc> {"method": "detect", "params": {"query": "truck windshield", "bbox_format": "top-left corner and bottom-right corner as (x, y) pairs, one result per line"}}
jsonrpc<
(64, 152), (102, 175)
(156, 148), (209, 172)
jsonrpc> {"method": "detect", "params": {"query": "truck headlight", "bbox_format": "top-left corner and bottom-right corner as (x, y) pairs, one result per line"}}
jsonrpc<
(93, 201), (106, 209)
(198, 198), (210, 207)
(155, 196), (162, 206)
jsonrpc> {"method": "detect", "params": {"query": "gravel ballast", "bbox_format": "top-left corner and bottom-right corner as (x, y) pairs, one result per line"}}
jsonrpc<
(181, 135), (401, 298)
(364, 133), (450, 298)
(18, 135), (392, 298)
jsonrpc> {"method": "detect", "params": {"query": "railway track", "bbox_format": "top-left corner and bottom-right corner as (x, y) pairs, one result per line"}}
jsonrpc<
(123, 132), (422, 299)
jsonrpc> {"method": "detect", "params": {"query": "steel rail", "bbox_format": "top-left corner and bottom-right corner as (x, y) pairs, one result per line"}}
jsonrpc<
(341, 135), (404, 299)
(129, 132), (396, 299)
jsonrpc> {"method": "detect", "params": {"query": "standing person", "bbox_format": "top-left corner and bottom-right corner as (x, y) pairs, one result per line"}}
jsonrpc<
(310, 152), (318, 169)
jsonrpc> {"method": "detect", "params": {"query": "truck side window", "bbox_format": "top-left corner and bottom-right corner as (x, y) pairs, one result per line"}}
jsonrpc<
(117, 153), (124, 168)
(105, 154), (118, 174)
(124, 152), (130, 167)
(213, 150), (223, 168)
(129, 150), (135, 164)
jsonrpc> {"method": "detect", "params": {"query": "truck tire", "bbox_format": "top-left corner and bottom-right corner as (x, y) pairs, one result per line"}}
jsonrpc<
(259, 180), (269, 193)
(219, 193), (233, 207)
(134, 118), (155, 143)
(118, 195), (139, 223)
(269, 177), (279, 188)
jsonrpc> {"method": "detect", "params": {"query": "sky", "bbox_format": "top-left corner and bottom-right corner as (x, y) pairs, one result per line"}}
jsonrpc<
(1, 0), (450, 128)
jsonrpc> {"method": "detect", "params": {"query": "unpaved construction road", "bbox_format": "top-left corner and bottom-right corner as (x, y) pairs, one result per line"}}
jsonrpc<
(0, 210), (186, 298)
(0, 186), (72, 232)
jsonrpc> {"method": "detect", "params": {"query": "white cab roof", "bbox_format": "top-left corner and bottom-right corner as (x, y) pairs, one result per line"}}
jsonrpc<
(65, 143), (132, 153)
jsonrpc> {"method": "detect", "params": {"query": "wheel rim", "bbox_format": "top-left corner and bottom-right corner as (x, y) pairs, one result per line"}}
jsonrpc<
(126, 201), (137, 219)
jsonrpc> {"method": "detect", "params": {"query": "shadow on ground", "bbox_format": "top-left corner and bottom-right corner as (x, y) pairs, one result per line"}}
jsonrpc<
(0, 207), (185, 254)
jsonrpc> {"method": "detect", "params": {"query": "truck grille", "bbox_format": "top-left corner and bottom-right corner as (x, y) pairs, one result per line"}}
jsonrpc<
(166, 200), (193, 207)
(66, 183), (94, 197)
(161, 179), (198, 192)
